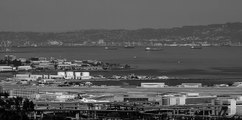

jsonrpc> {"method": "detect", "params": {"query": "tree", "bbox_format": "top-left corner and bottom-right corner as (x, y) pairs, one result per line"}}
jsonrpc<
(28, 101), (34, 111)
(23, 99), (29, 111)
(0, 99), (5, 107)
(0, 92), (10, 98)
(23, 99), (34, 111)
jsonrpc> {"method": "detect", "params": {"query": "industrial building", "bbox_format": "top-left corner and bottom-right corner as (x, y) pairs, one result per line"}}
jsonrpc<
(215, 98), (237, 116)
(185, 96), (216, 105)
(113, 92), (159, 102)
(9, 87), (39, 98)
(34, 92), (77, 102)
(0, 66), (15, 72)
(14, 71), (91, 81)
(161, 95), (186, 105)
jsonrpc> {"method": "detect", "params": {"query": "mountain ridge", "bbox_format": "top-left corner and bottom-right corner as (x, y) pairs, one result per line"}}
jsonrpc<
(1, 22), (242, 46)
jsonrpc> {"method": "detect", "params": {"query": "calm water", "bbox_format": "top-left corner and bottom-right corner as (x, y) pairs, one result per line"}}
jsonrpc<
(1, 46), (242, 79)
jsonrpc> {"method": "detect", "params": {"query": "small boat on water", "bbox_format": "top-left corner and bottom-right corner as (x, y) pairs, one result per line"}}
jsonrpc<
(145, 47), (162, 51)
(124, 45), (135, 48)
(190, 45), (202, 49)
(104, 46), (118, 50)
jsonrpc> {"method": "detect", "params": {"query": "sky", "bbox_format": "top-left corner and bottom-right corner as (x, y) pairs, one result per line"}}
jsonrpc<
(0, 0), (242, 32)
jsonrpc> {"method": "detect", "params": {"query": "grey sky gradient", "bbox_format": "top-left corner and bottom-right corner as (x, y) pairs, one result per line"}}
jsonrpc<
(0, 0), (242, 32)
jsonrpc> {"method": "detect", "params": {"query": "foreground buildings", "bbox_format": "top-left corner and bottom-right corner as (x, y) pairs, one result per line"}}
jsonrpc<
(1, 78), (242, 120)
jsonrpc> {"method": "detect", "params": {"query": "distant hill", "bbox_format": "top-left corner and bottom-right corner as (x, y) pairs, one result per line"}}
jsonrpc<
(0, 22), (242, 46)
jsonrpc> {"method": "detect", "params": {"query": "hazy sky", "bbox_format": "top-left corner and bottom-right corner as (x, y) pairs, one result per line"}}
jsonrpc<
(0, 0), (242, 32)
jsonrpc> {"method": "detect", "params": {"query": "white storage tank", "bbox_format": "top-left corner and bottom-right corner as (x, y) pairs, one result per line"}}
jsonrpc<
(81, 72), (91, 80)
(66, 71), (74, 77)
(82, 72), (90, 77)
(57, 72), (66, 77)
(66, 71), (74, 79)
(75, 72), (82, 79)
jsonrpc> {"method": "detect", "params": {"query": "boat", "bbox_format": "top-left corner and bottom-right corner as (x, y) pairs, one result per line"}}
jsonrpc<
(124, 45), (135, 48)
(145, 47), (162, 51)
(190, 45), (202, 49)
(104, 46), (118, 50)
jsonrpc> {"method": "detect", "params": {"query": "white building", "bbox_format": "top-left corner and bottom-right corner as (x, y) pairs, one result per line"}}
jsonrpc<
(180, 83), (202, 88)
(15, 74), (32, 81)
(15, 74), (41, 81)
(161, 95), (186, 105)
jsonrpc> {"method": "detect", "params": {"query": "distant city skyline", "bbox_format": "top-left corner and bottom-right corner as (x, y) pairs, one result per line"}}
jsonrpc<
(0, 0), (242, 32)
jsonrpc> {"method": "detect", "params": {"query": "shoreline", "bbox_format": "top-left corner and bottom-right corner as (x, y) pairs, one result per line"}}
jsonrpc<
(2, 66), (242, 79)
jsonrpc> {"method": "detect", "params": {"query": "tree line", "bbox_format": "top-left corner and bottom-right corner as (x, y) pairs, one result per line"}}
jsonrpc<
(0, 92), (34, 120)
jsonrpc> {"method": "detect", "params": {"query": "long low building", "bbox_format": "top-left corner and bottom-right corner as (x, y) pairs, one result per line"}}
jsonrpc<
(141, 83), (165, 88)
(1, 65), (32, 72)
(17, 66), (32, 71)
(0, 66), (15, 72)
(9, 87), (39, 98)
(180, 83), (202, 88)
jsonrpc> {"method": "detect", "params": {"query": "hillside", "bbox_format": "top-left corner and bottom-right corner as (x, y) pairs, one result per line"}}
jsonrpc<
(0, 22), (242, 47)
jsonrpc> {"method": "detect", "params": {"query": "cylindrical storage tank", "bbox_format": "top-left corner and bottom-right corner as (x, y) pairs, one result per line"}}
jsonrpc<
(75, 72), (82, 79)
(57, 72), (66, 77)
(66, 71), (74, 77)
